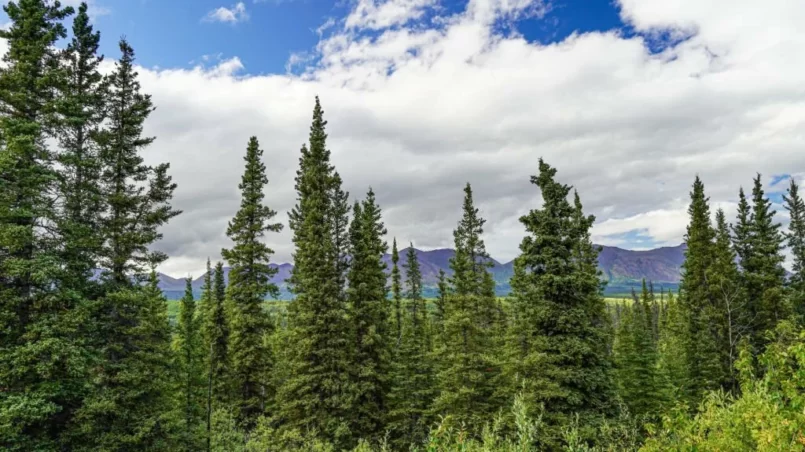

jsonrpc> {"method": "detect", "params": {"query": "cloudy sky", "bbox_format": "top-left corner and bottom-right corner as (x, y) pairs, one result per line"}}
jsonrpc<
(7, 0), (804, 277)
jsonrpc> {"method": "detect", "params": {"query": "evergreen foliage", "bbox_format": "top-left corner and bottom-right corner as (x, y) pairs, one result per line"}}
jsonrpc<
(613, 281), (668, 419)
(784, 178), (805, 318)
(174, 278), (206, 450)
(97, 39), (179, 286)
(677, 176), (725, 403)
(221, 136), (282, 424)
(206, 262), (230, 406)
(745, 175), (789, 339)
(56, 2), (106, 296)
(710, 208), (748, 391)
(277, 97), (352, 447)
(0, 2), (86, 449)
(433, 183), (498, 430)
(346, 189), (390, 442)
(74, 273), (178, 451)
(391, 238), (403, 346)
(388, 243), (436, 448)
(504, 160), (615, 447)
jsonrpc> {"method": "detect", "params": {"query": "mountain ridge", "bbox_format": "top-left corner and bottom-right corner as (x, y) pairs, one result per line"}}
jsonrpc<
(157, 243), (686, 298)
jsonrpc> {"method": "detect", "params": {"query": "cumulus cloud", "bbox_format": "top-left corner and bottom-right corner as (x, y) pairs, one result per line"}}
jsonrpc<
(345, 0), (438, 30)
(203, 2), (249, 24)
(31, 0), (805, 276)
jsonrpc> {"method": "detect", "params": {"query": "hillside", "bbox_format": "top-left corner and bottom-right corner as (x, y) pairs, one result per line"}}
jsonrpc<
(158, 244), (685, 298)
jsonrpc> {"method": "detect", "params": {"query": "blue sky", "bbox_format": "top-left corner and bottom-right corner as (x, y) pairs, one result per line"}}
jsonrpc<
(34, 0), (631, 75)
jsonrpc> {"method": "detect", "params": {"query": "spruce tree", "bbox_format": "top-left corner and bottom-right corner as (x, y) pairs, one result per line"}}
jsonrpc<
(331, 172), (351, 304)
(735, 175), (789, 347)
(391, 237), (403, 346)
(678, 176), (724, 403)
(74, 272), (178, 450)
(345, 189), (390, 442)
(433, 269), (448, 337)
(432, 183), (498, 430)
(503, 160), (615, 446)
(784, 178), (805, 318)
(388, 243), (435, 448)
(710, 208), (748, 390)
(173, 278), (205, 450)
(206, 262), (230, 406)
(56, 1), (106, 295)
(221, 136), (282, 425)
(613, 281), (668, 419)
(97, 39), (179, 286)
(0, 2), (86, 449)
(277, 97), (352, 447)
(657, 290), (689, 402)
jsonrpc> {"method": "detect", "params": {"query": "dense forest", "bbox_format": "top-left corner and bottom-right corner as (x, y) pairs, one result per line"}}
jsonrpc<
(2, 1), (805, 451)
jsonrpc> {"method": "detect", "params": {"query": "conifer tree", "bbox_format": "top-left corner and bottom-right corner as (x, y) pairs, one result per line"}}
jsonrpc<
(75, 272), (178, 450)
(97, 39), (179, 286)
(657, 290), (689, 402)
(56, 2), (106, 295)
(710, 208), (748, 390)
(388, 243), (435, 448)
(331, 173), (351, 303)
(391, 238), (403, 346)
(277, 97), (352, 447)
(749, 175), (789, 332)
(433, 183), (498, 430)
(206, 262), (230, 406)
(174, 278), (205, 450)
(221, 136), (282, 424)
(784, 179), (805, 318)
(433, 269), (448, 337)
(0, 2), (87, 449)
(678, 176), (725, 402)
(735, 176), (789, 347)
(613, 281), (668, 419)
(503, 160), (615, 446)
(345, 189), (390, 442)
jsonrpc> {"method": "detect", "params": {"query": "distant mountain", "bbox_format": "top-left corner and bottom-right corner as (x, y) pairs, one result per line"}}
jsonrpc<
(157, 244), (686, 299)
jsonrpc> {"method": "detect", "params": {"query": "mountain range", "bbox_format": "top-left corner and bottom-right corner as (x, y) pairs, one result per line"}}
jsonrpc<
(158, 243), (686, 299)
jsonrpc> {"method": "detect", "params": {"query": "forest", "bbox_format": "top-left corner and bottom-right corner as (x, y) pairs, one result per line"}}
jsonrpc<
(2, 1), (805, 451)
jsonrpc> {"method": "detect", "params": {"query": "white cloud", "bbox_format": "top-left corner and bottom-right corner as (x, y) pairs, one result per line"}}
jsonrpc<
(1, 0), (799, 275)
(345, 0), (437, 30)
(203, 2), (249, 24)
(135, 0), (805, 275)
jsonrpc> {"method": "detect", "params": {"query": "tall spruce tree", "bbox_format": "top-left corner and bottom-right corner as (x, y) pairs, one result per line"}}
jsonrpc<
(503, 160), (615, 447)
(97, 39), (179, 286)
(678, 176), (725, 403)
(710, 208), (748, 390)
(56, 2), (106, 295)
(735, 175), (789, 347)
(74, 271), (178, 450)
(173, 278), (205, 450)
(784, 178), (805, 318)
(388, 243), (435, 448)
(432, 183), (498, 430)
(278, 97), (352, 447)
(391, 238), (403, 346)
(221, 136), (282, 425)
(345, 189), (390, 442)
(0, 2), (89, 449)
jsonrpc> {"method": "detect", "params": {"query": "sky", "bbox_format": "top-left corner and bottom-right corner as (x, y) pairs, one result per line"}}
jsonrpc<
(3, 0), (804, 277)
